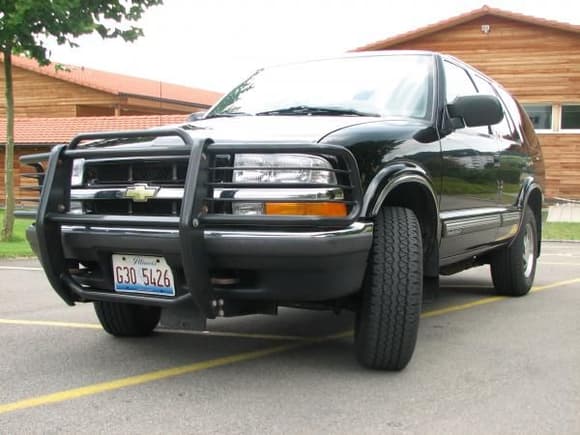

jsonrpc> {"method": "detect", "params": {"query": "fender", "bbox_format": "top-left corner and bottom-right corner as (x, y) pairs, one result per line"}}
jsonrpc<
(362, 163), (441, 240)
(362, 164), (442, 278)
(512, 176), (543, 253)
(516, 176), (543, 211)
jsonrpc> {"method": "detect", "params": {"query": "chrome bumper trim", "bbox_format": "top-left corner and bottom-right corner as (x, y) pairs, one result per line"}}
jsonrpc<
(204, 221), (372, 239)
(71, 187), (184, 201)
(60, 221), (373, 240)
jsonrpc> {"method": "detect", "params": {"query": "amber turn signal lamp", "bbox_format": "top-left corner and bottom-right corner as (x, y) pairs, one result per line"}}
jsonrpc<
(265, 202), (347, 217)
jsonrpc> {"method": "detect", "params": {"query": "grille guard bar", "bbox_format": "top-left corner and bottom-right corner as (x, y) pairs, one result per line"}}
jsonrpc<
(21, 127), (364, 317)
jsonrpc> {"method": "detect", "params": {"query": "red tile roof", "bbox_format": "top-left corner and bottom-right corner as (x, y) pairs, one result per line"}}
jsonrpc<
(353, 5), (580, 51)
(3, 55), (223, 107)
(1, 115), (189, 146)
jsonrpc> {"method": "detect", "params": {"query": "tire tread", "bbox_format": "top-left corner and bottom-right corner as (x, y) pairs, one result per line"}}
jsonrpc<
(356, 207), (423, 370)
(94, 301), (161, 337)
(491, 206), (537, 297)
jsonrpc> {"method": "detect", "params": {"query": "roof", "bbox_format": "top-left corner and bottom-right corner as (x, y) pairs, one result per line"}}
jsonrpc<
(353, 5), (580, 51)
(2, 55), (223, 107)
(0, 114), (189, 146)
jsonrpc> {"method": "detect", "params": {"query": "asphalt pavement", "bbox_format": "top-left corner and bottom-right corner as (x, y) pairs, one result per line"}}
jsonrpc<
(0, 242), (578, 434)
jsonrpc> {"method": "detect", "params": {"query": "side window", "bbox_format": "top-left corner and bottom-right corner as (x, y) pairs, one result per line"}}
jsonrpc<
(472, 74), (496, 96)
(471, 75), (495, 136)
(472, 75), (515, 140)
(493, 98), (518, 140)
(496, 87), (539, 151)
(473, 74), (518, 140)
(443, 61), (477, 103)
(444, 61), (488, 135)
(494, 86), (524, 142)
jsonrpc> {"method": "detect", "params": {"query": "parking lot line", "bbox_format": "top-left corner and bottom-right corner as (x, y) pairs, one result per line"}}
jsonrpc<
(421, 295), (506, 318)
(539, 262), (580, 266)
(0, 276), (578, 415)
(0, 319), (100, 329)
(0, 319), (307, 341)
(531, 278), (580, 292)
(0, 342), (303, 415)
(321, 277), (580, 337)
(0, 266), (43, 271)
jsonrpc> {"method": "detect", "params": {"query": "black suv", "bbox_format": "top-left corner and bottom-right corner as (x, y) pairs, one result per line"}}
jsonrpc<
(22, 51), (544, 370)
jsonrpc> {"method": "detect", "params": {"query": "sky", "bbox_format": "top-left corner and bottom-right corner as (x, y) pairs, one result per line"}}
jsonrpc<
(44, 0), (580, 94)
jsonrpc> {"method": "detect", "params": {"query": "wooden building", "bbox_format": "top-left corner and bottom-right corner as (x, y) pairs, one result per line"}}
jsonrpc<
(354, 5), (580, 200)
(0, 55), (223, 205)
(1, 115), (189, 205)
(0, 55), (222, 117)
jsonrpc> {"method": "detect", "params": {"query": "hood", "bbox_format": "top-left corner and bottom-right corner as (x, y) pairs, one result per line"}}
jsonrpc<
(182, 116), (383, 143)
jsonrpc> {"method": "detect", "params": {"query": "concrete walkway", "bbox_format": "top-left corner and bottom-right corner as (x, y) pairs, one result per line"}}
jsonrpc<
(547, 203), (580, 222)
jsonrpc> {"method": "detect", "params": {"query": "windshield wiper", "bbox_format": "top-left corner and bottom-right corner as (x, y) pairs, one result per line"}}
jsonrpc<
(255, 105), (380, 117)
(205, 111), (251, 119)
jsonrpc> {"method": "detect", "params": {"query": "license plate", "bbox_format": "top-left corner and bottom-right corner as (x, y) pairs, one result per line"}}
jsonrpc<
(112, 254), (175, 296)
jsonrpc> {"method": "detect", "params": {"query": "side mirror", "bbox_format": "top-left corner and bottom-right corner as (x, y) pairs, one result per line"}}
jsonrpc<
(447, 95), (504, 128)
(187, 111), (207, 121)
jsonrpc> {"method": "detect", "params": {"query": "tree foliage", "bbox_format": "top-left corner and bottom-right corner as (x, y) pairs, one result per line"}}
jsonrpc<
(0, 0), (163, 63)
(0, 0), (163, 240)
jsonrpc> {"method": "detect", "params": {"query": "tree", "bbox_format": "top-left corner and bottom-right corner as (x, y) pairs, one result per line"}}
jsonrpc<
(0, 0), (163, 241)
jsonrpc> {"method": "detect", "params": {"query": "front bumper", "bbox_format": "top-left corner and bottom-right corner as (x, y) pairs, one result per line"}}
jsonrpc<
(27, 221), (372, 306)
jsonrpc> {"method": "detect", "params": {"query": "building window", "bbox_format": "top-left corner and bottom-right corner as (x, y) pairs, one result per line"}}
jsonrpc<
(523, 104), (552, 130)
(561, 104), (580, 130)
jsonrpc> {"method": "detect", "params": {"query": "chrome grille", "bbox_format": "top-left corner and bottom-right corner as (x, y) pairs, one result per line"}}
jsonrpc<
(83, 159), (188, 185)
(76, 158), (188, 216)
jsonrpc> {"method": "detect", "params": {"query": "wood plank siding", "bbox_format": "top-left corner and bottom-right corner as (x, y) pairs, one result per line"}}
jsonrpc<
(539, 134), (580, 199)
(1, 147), (46, 207)
(371, 15), (580, 199)
(0, 65), (207, 118)
(386, 16), (580, 102)
(0, 65), (119, 118)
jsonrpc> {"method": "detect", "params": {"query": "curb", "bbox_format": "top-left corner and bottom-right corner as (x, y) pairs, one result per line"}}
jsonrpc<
(542, 239), (580, 244)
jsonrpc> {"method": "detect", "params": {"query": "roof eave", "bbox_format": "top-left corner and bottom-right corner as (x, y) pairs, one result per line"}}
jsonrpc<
(352, 5), (580, 52)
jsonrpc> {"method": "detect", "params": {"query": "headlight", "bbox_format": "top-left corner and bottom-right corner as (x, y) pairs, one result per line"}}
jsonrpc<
(233, 154), (337, 184)
(231, 153), (346, 217)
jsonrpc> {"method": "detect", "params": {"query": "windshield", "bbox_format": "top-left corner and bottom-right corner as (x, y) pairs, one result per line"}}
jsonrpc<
(208, 54), (435, 120)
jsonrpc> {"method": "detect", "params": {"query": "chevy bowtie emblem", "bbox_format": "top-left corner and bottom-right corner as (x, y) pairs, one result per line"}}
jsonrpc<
(124, 184), (159, 203)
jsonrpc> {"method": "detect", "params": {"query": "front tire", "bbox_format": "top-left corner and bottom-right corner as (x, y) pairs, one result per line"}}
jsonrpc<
(355, 207), (423, 370)
(490, 206), (538, 296)
(94, 301), (161, 337)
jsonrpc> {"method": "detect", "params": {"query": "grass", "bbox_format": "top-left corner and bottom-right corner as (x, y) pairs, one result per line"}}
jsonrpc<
(541, 209), (580, 241)
(0, 207), (578, 259)
(0, 211), (34, 258)
(542, 222), (580, 241)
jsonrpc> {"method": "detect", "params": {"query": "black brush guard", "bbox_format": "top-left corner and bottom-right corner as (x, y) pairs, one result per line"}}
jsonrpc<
(20, 127), (363, 320)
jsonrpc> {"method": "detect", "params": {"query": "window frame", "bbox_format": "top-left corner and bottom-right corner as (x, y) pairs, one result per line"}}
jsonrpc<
(442, 60), (492, 136)
(522, 103), (555, 133)
(521, 103), (580, 134)
(492, 85), (524, 144)
(560, 103), (580, 133)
